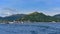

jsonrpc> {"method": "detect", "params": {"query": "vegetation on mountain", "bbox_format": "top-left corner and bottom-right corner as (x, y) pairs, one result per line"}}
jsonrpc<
(53, 14), (60, 18)
(0, 14), (26, 23)
(19, 12), (60, 22)
(0, 12), (60, 23)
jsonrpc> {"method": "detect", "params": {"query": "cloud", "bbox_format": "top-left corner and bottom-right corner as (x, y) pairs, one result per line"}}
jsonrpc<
(0, 8), (20, 17)
(0, 0), (60, 17)
(0, 7), (60, 17)
(41, 8), (60, 16)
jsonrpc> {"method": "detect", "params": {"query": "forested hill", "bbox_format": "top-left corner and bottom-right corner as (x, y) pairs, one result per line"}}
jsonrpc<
(0, 14), (26, 22)
(0, 12), (60, 22)
(19, 12), (60, 22)
(53, 14), (60, 18)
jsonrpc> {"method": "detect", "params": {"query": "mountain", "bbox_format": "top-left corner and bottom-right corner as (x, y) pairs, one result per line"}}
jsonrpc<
(53, 14), (60, 18)
(0, 12), (60, 23)
(19, 12), (60, 22)
(19, 12), (54, 22)
(0, 14), (26, 22)
(0, 17), (3, 20)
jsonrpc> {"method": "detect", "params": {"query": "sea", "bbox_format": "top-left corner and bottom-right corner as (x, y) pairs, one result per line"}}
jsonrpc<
(0, 22), (60, 34)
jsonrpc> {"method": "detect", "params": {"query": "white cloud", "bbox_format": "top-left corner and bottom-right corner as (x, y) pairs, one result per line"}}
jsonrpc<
(40, 8), (60, 16)
(0, 7), (60, 17)
(0, 8), (20, 17)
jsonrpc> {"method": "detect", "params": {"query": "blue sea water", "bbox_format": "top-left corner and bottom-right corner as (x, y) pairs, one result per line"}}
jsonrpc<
(0, 22), (60, 34)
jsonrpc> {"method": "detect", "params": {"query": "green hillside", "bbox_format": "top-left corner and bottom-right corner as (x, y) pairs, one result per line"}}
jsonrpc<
(19, 12), (60, 22)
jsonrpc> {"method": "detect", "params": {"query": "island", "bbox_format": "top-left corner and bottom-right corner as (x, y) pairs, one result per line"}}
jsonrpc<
(0, 12), (60, 24)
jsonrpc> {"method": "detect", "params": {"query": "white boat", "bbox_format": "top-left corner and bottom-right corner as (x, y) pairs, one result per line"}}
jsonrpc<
(52, 21), (56, 23)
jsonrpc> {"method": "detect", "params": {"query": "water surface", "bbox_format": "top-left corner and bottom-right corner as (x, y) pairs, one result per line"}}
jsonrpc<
(0, 22), (60, 34)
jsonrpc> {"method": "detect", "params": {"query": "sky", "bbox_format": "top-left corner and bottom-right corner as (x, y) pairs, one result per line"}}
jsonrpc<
(0, 0), (60, 17)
